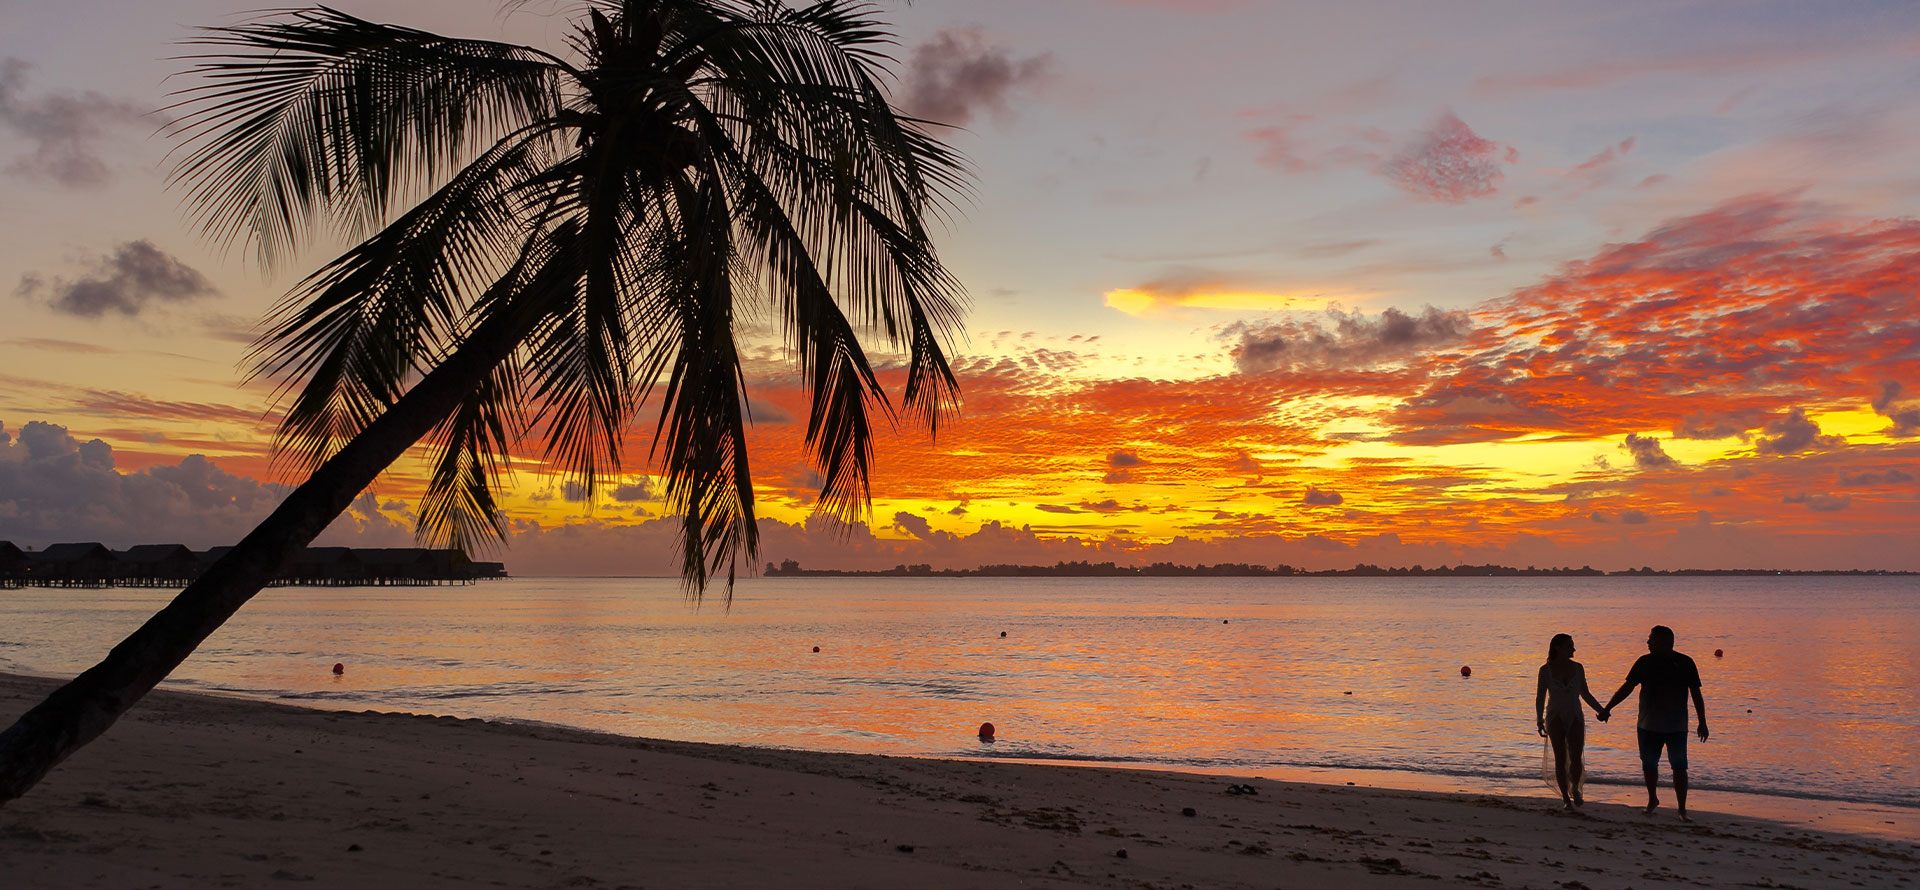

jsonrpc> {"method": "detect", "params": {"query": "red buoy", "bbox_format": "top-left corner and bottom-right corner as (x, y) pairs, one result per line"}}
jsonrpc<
(1460, 665), (1472, 677)
(332, 662), (344, 675)
(1714, 649), (1724, 658)
(812, 646), (820, 653)
(978, 722), (996, 741)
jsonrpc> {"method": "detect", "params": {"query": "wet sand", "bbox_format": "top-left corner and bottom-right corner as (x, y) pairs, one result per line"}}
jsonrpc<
(1, 672), (1913, 888)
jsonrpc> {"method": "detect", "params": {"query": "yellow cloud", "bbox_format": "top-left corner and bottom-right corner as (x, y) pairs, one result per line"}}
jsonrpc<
(1103, 287), (1344, 317)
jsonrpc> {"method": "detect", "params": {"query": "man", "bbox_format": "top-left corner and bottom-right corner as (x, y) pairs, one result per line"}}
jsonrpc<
(1600, 625), (1709, 820)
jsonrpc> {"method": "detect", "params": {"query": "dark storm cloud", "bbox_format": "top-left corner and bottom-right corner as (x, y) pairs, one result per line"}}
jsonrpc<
(893, 511), (935, 539)
(1300, 487), (1344, 506)
(902, 29), (1051, 126)
(17, 241), (219, 318)
(0, 419), (415, 548)
(612, 477), (656, 502)
(1228, 306), (1470, 374)
(1620, 433), (1678, 469)
(1783, 491), (1850, 512)
(1838, 468), (1914, 487)
(1079, 499), (1147, 514)
(1872, 381), (1920, 436)
(0, 57), (147, 187)
(1755, 407), (1840, 456)
(1103, 451), (1145, 484)
(1672, 410), (1767, 440)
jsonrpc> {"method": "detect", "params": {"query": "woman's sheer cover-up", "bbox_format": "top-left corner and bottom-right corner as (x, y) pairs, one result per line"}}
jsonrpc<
(1541, 661), (1591, 794)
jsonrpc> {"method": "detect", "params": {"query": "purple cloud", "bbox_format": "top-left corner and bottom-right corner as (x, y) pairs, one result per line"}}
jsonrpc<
(1755, 408), (1840, 456)
(1301, 487), (1344, 506)
(1229, 306), (1471, 374)
(0, 57), (147, 187)
(1378, 110), (1517, 203)
(1621, 433), (1678, 469)
(902, 29), (1050, 126)
(1872, 381), (1919, 436)
(17, 240), (219, 318)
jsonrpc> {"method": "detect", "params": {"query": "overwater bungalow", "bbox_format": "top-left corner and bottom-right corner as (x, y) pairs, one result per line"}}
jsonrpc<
(288, 547), (361, 586)
(115, 545), (200, 587)
(32, 543), (116, 588)
(360, 544), (478, 586)
(0, 541), (26, 588)
(6, 543), (498, 587)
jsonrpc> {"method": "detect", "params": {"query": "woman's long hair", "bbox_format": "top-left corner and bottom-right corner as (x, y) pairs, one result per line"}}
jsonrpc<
(1547, 633), (1574, 663)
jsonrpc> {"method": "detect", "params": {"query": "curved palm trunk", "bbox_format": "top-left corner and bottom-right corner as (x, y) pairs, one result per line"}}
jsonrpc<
(0, 308), (527, 805)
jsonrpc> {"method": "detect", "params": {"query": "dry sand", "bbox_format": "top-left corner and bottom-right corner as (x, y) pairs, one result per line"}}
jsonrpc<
(1, 672), (1913, 889)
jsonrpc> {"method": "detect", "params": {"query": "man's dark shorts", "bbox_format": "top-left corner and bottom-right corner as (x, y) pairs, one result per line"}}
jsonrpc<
(1638, 729), (1689, 770)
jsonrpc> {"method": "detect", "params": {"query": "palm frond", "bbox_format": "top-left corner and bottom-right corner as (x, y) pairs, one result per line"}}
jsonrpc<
(252, 129), (558, 473)
(167, 7), (565, 266)
(662, 0), (965, 530)
(519, 156), (644, 504)
(169, 0), (971, 598)
(649, 172), (757, 594)
(419, 216), (592, 549)
(417, 354), (523, 552)
(713, 147), (887, 521)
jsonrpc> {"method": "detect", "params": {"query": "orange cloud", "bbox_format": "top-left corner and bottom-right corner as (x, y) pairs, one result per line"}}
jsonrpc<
(10, 195), (1920, 571)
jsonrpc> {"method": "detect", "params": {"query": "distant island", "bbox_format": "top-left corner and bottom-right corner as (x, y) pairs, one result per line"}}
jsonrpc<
(762, 559), (1915, 578)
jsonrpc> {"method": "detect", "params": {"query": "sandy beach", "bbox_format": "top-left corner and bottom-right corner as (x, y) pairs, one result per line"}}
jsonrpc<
(0, 673), (1912, 889)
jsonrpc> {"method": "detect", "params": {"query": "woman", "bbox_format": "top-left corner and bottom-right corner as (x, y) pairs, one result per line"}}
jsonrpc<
(1535, 633), (1605, 808)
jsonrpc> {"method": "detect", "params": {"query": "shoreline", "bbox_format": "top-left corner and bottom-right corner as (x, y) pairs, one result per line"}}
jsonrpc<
(17, 665), (1914, 841)
(2, 673), (1914, 888)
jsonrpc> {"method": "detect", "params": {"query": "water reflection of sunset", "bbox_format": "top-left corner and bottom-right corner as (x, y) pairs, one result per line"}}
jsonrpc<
(6, 576), (1911, 807)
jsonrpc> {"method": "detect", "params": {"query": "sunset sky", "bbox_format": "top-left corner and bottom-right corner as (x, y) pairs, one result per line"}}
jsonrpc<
(3, 0), (1919, 574)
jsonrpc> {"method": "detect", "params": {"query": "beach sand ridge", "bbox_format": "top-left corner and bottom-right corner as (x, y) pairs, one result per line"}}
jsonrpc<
(1, 673), (1913, 888)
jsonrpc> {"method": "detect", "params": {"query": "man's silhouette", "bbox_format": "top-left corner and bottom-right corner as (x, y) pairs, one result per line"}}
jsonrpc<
(1601, 625), (1709, 819)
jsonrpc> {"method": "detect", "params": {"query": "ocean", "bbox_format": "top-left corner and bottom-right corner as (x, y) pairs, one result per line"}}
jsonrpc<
(2, 575), (1915, 810)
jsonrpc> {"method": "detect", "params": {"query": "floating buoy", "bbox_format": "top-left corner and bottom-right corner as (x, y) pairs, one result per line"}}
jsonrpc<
(1714, 649), (1724, 658)
(332, 662), (344, 675)
(1460, 665), (1472, 677)
(978, 721), (996, 741)
(999, 631), (1006, 637)
(1222, 620), (1229, 624)
(812, 646), (820, 653)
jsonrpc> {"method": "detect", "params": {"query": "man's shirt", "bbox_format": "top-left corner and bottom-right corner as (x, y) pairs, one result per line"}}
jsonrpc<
(1625, 651), (1702, 734)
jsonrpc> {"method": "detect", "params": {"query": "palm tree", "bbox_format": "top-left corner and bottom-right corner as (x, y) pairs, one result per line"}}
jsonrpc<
(0, 0), (964, 803)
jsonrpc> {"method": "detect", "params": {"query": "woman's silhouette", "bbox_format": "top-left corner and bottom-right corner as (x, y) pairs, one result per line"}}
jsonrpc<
(1535, 633), (1605, 808)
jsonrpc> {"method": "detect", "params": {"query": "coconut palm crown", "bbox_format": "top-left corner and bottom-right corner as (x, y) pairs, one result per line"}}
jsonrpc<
(177, 0), (966, 587)
(0, 0), (963, 804)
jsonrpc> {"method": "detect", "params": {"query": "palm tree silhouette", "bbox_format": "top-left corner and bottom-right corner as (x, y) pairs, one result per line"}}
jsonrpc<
(0, 0), (964, 802)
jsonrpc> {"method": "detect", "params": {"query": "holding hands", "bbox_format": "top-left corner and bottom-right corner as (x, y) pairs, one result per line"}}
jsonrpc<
(1595, 706), (1610, 723)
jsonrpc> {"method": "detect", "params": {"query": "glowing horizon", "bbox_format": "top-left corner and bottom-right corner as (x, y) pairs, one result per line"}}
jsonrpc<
(4, 1), (1920, 575)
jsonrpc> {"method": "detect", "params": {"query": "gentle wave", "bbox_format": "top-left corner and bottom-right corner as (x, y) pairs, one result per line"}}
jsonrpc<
(959, 748), (1920, 809)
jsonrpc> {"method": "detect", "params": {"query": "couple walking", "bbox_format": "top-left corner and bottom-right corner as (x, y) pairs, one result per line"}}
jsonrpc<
(1533, 625), (1710, 818)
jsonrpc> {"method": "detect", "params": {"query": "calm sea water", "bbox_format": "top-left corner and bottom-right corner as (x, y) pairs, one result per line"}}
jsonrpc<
(2, 576), (1915, 809)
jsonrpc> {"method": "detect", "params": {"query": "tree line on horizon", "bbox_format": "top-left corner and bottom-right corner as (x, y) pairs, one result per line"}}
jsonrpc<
(762, 558), (1914, 578)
